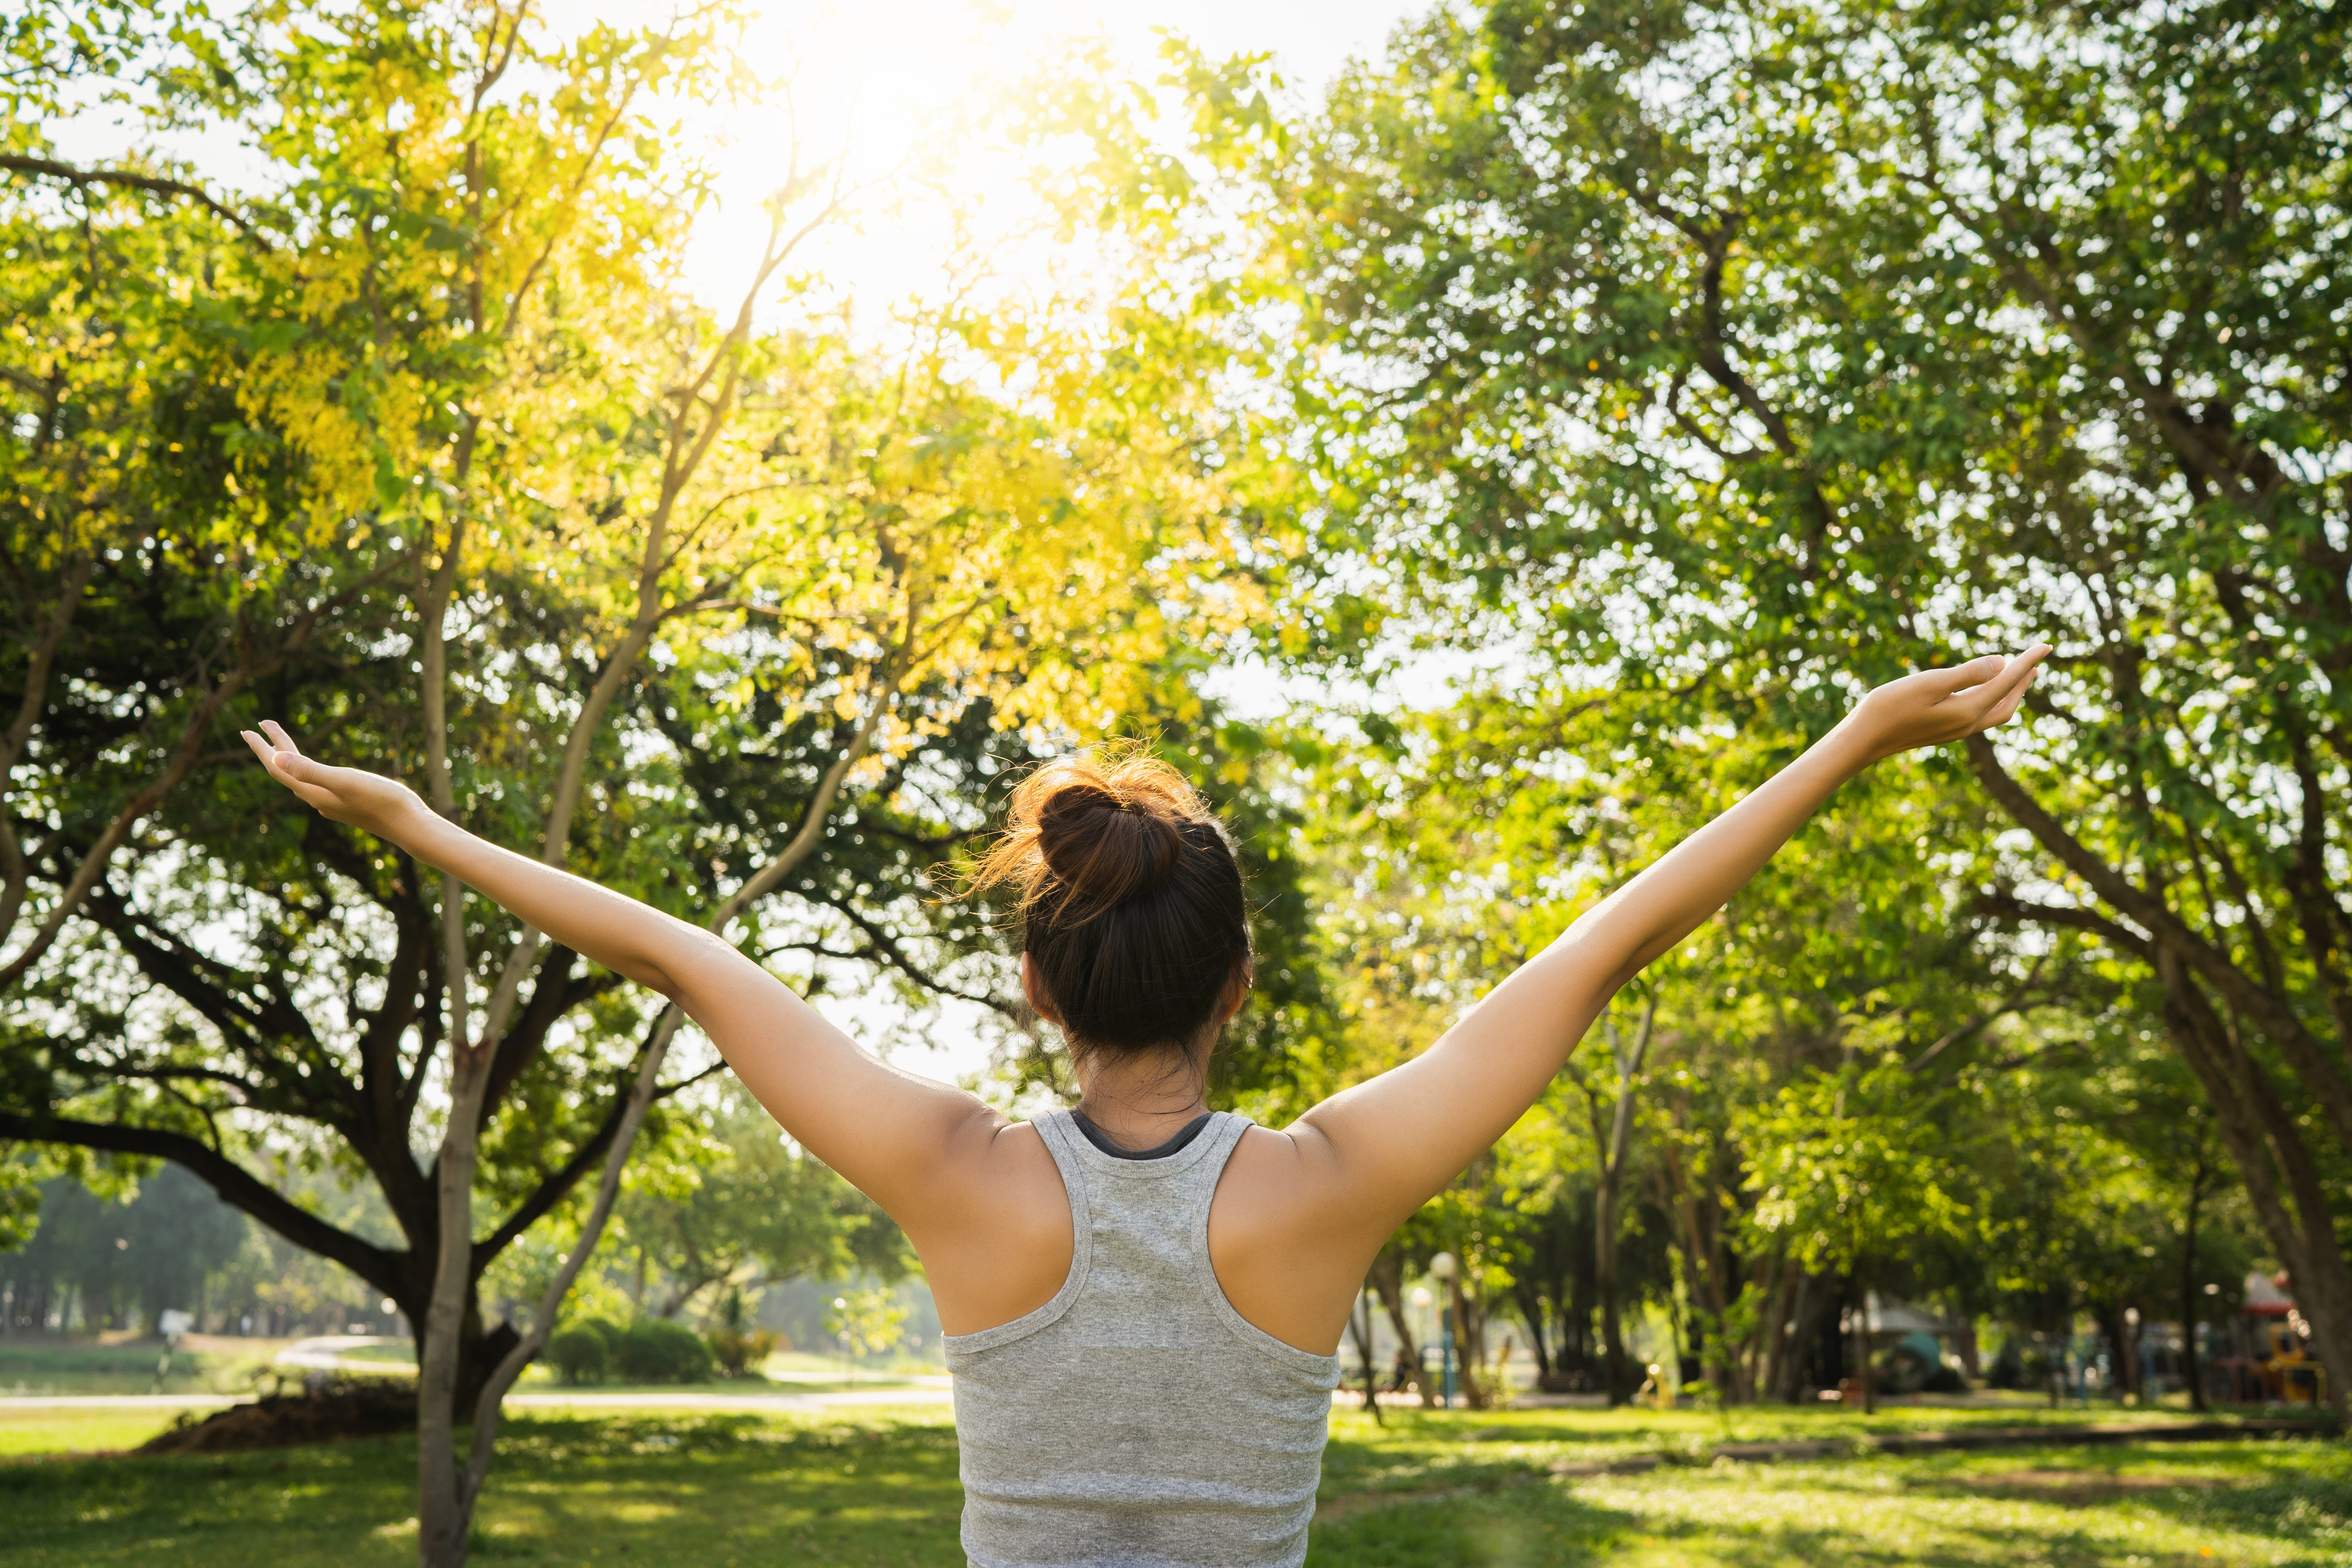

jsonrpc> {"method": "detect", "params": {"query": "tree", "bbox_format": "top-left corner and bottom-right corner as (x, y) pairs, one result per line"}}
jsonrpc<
(3, 6), (1275, 1563)
(1567, 993), (1656, 1403)
(1173, 0), (2352, 1406)
(614, 1087), (910, 1321)
(1277, 668), (2047, 1403)
(0, 1163), (248, 1336)
(1740, 1060), (1980, 1413)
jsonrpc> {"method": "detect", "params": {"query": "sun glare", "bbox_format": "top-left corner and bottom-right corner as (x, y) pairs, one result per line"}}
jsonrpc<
(540, 0), (1415, 332)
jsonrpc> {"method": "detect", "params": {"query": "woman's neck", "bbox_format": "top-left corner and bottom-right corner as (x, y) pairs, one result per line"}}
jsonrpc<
(1072, 1045), (1210, 1151)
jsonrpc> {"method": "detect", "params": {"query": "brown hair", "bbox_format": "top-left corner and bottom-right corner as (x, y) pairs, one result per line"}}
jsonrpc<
(966, 748), (1251, 1058)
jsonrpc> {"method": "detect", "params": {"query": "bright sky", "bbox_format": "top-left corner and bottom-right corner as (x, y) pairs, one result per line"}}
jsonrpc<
(542, 0), (1427, 326)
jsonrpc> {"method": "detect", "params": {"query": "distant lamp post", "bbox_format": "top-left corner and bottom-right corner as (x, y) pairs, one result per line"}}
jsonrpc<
(2123, 1307), (2141, 1405)
(1429, 1252), (1459, 1408)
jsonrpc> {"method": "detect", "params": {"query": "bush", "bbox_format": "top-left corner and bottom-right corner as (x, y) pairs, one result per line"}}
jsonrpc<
(580, 1317), (624, 1361)
(615, 1318), (714, 1385)
(546, 1326), (610, 1386)
(708, 1325), (780, 1379)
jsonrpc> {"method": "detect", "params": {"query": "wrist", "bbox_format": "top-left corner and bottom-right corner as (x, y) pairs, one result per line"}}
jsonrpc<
(374, 790), (443, 852)
(1818, 711), (1887, 780)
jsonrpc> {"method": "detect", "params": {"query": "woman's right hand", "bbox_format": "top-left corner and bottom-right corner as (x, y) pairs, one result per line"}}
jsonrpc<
(242, 720), (430, 840)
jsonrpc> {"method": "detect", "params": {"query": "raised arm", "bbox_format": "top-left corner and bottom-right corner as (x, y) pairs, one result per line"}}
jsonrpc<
(1284, 648), (2049, 1243)
(238, 723), (994, 1221)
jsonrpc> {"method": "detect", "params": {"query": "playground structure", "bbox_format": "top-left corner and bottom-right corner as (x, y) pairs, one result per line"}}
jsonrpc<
(2206, 1272), (2327, 1407)
(1851, 1296), (1972, 1396)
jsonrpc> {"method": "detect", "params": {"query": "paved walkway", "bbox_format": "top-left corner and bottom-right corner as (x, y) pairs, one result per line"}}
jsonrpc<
(0, 1394), (247, 1410)
(507, 1385), (951, 1411)
(1, 1360), (954, 1413)
(273, 1334), (417, 1377)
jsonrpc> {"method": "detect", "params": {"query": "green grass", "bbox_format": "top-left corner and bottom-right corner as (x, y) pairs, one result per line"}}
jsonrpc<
(0, 1405), (197, 1456)
(760, 1349), (946, 1379)
(0, 1336), (940, 1400)
(1310, 1409), (2350, 1565)
(5, 1406), (963, 1567)
(0, 1341), (278, 1397)
(2, 1403), (2343, 1566)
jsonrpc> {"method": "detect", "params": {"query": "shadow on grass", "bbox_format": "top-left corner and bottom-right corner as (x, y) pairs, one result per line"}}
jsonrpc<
(4, 1412), (969, 1568)
(1894, 1443), (2352, 1561)
(1313, 1436), (2352, 1567)
(1309, 1480), (1640, 1568)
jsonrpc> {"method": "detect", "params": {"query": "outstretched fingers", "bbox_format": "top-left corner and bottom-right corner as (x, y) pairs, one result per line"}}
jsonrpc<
(243, 722), (330, 808)
(241, 728), (295, 782)
(1964, 645), (2051, 731)
(1931, 654), (2009, 695)
(257, 719), (305, 761)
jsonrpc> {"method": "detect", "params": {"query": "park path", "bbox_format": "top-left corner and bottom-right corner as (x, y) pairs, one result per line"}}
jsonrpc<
(0, 1337), (953, 1412)
(0, 1385), (956, 1412)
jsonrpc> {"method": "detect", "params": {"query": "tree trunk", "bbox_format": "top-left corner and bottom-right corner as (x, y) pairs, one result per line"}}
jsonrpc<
(1654, 1129), (1753, 1403)
(1595, 1180), (1631, 1405)
(2158, 948), (2352, 1415)
(416, 1047), (494, 1568)
(1514, 1279), (1553, 1379)
(1447, 1273), (1490, 1409)
(1588, 996), (1656, 1406)
(1769, 1268), (1838, 1403)
(1368, 1247), (1431, 1407)
(1348, 1287), (1383, 1425)
(1851, 1281), (1873, 1415)
(2183, 1139), (2209, 1412)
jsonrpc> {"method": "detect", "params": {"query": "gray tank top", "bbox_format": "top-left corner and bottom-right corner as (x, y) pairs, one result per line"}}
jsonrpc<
(945, 1109), (1341, 1568)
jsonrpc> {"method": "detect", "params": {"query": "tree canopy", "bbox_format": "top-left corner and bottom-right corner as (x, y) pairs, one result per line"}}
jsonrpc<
(2, 11), (2342, 1561)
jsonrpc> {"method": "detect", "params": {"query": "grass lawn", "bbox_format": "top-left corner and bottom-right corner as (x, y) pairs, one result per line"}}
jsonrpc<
(3, 1403), (2345, 1565)
(0, 1405), (204, 1457)
(1313, 1408), (2351, 1565)
(0, 1338), (284, 1397)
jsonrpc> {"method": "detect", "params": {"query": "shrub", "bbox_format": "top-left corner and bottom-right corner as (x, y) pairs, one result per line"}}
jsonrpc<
(615, 1318), (714, 1385)
(547, 1327), (610, 1386)
(708, 1325), (780, 1378)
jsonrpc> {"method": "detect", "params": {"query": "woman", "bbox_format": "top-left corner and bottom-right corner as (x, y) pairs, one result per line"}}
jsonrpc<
(243, 646), (2044, 1568)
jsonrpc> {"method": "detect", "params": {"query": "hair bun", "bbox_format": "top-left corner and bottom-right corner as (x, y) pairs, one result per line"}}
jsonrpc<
(959, 746), (1251, 1056)
(1034, 777), (1186, 906)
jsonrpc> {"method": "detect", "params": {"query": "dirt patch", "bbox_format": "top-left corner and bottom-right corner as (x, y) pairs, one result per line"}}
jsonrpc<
(134, 1380), (415, 1455)
(1957, 1470), (2225, 1506)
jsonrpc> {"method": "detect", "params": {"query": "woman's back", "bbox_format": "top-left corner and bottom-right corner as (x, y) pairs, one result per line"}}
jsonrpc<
(246, 648), (2045, 1568)
(951, 1111), (1338, 1568)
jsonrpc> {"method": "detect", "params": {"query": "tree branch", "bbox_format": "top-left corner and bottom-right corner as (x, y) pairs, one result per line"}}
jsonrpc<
(1964, 733), (2352, 1155)
(0, 1109), (402, 1297)
(0, 155), (265, 244)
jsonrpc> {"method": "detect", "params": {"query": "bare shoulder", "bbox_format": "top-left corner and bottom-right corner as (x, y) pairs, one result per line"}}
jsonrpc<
(1207, 1121), (1380, 1357)
(922, 1104), (1063, 1218)
(1214, 1121), (1353, 1234)
(1232, 1119), (1338, 1174)
(899, 1108), (1075, 1338)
